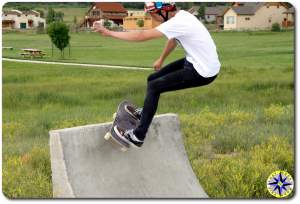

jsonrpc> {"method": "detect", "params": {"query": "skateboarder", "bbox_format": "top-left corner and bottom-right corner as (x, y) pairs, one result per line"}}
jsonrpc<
(93, 2), (220, 148)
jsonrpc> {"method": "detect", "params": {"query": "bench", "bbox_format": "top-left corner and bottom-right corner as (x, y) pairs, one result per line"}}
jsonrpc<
(20, 49), (46, 58)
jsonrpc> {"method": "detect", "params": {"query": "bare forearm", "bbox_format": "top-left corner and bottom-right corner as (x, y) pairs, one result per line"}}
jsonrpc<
(159, 39), (177, 61)
(108, 30), (148, 42)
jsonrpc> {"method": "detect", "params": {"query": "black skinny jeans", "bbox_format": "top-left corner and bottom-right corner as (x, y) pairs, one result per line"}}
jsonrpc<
(134, 58), (217, 140)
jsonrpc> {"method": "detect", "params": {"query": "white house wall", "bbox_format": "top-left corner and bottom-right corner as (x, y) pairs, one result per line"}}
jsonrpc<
(2, 12), (46, 29)
(237, 5), (287, 30)
(224, 8), (237, 30)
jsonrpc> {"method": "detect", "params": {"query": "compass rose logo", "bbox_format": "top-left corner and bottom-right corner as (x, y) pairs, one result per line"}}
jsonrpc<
(266, 170), (294, 198)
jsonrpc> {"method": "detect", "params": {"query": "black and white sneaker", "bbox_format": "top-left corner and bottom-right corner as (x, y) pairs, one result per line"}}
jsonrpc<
(114, 126), (144, 148)
(125, 105), (143, 121)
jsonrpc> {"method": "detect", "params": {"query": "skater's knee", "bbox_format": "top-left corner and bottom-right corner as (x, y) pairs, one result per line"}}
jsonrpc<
(147, 74), (154, 82)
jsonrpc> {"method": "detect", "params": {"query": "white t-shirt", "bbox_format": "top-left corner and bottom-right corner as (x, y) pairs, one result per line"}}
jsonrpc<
(156, 10), (221, 77)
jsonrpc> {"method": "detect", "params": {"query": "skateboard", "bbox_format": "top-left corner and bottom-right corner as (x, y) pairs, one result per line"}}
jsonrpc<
(104, 100), (139, 151)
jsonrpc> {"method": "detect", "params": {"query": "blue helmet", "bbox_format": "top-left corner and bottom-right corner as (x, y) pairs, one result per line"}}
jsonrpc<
(144, 2), (176, 13)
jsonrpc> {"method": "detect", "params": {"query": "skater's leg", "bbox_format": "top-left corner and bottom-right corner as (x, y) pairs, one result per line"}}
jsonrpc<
(134, 61), (217, 140)
(147, 58), (185, 82)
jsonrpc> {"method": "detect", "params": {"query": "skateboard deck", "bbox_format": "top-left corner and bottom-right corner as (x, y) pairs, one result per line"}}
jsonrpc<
(104, 100), (139, 151)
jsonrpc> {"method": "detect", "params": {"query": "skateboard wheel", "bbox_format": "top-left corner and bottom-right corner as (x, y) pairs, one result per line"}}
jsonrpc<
(104, 132), (111, 140)
(113, 112), (117, 120)
(121, 147), (127, 152)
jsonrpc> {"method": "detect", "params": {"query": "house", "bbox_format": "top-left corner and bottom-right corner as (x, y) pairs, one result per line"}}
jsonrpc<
(123, 11), (161, 31)
(2, 9), (46, 29)
(223, 2), (291, 30)
(282, 7), (295, 28)
(205, 6), (228, 23)
(82, 2), (128, 28)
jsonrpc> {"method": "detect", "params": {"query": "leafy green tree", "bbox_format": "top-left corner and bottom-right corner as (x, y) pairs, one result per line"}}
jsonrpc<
(136, 19), (144, 28)
(16, 5), (32, 11)
(47, 22), (70, 58)
(46, 8), (64, 24)
(197, 6), (205, 20)
(46, 8), (56, 24)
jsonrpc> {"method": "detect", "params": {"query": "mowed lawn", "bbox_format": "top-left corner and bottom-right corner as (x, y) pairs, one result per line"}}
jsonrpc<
(2, 30), (293, 68)
(2, 30), (294, 198)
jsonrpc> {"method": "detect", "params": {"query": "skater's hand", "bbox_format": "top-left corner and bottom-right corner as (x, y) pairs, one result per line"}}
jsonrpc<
(153, 58), (163, 71)
(92, 21), (110, 36)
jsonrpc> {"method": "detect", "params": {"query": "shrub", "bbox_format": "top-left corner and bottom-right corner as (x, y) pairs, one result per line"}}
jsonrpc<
(271, 23), (281, 32)
(136, 19), (144, 28)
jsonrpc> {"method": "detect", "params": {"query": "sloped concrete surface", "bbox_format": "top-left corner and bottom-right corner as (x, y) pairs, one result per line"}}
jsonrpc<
(49, 113), (208, 198)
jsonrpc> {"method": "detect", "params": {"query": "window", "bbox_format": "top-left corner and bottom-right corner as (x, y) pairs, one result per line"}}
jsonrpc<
(226, 16), (235, 24)
(92, 10), (100, 16)
(20, 23), (26, 29)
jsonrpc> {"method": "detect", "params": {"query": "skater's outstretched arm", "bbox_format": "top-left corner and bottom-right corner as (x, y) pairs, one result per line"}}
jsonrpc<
(153, 39), (177, 70)
(93, 22), (163, 42)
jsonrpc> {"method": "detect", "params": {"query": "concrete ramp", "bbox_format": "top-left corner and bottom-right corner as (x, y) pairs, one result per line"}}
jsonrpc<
(49, 113), (208, 198)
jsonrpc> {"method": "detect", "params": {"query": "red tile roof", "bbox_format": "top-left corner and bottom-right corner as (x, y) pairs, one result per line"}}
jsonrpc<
(93, 3), (127, 13)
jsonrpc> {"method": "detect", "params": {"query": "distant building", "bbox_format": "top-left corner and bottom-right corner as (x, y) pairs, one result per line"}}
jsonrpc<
(123, 11), (161, 31)
(223, 2), (291, 30)
(205, 6), (228, 23)
(82, 2), (128, 28)
(2, 9), (46, 29)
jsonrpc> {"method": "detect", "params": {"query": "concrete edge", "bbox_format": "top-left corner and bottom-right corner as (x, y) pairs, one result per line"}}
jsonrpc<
(49, 131), (75, 198)
(49, 113), (178, 133)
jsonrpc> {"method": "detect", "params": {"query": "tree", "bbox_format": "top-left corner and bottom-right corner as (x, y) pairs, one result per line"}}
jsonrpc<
(55, 11), (64, 22)
(197, 6), (205, 20)
(46, 8), (64, 24)
(46, 7), (56, 24)
(35, 9), (44, 18)
(16, 5), (32, 11)
(136, 19), (144, 28)
(47, 22), (70, 58)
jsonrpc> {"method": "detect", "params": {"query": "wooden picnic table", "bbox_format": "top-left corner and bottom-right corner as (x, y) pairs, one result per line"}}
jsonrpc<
(21, 48), (46, 58)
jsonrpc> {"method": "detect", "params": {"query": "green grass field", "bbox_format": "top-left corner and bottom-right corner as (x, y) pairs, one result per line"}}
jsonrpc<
(2, 30), (294, 198)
